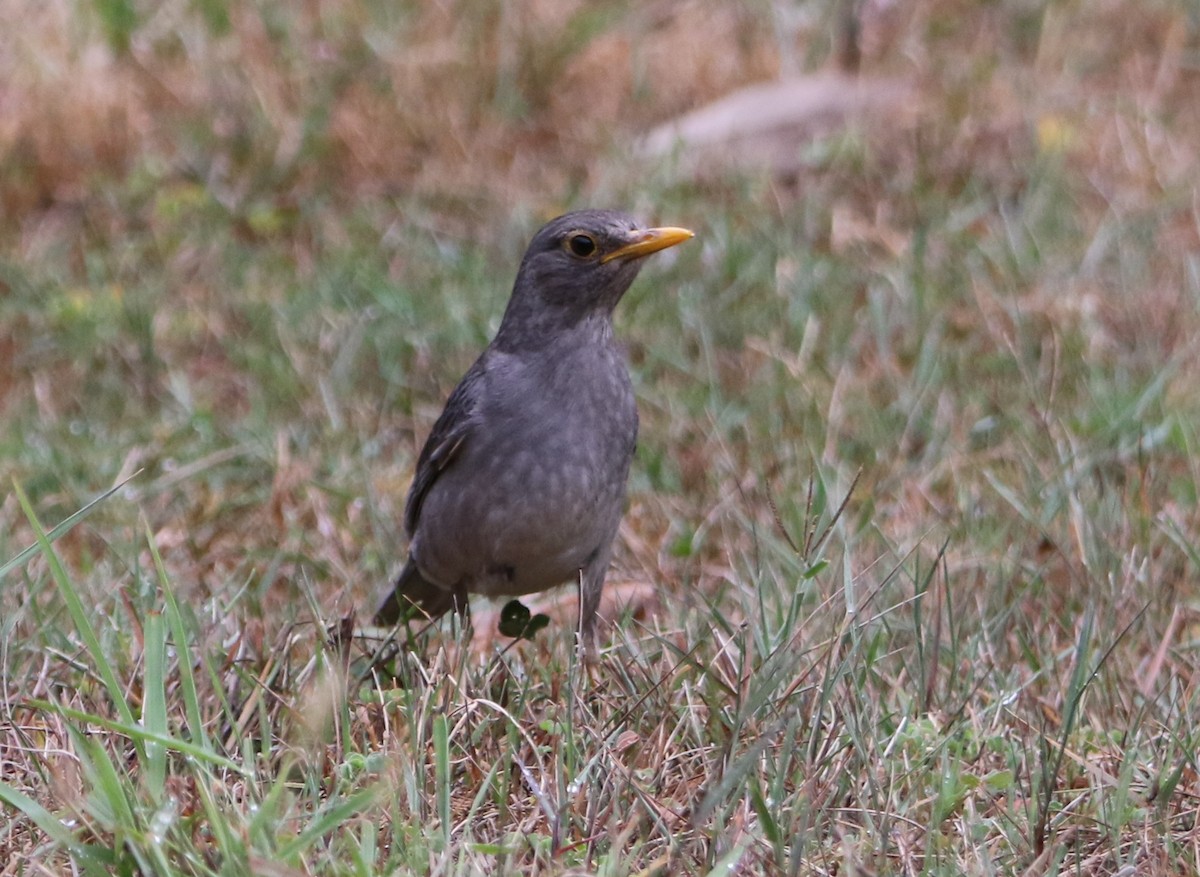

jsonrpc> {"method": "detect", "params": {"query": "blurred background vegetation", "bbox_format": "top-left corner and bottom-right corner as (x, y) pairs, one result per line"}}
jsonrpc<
(4, 0), (1198, 625)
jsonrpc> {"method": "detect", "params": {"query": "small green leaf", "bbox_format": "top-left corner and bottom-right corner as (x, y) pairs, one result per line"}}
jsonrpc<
(802, 559), (829, 579)
(497, 600), (550, 640)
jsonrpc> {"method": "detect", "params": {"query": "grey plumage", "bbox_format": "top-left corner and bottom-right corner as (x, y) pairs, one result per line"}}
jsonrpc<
(375, 209), (693, 655)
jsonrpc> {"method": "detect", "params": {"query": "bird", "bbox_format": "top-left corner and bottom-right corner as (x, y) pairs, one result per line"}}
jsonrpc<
(374, 209), (693, 657)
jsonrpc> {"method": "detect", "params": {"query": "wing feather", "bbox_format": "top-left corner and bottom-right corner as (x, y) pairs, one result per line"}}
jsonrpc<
(402, 355), (487, 536)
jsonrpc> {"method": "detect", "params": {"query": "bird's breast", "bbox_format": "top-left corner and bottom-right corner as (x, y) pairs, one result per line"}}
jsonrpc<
(411, 342), (637, 595)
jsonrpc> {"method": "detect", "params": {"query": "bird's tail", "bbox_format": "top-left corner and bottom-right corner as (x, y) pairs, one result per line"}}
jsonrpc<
(374, 560), (456, 626)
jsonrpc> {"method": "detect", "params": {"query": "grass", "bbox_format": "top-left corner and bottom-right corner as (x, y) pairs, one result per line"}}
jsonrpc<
(4, 0), (1200, 874)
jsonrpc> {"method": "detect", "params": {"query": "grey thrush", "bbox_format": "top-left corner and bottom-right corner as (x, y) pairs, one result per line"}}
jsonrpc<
(374, 209), (693, 655)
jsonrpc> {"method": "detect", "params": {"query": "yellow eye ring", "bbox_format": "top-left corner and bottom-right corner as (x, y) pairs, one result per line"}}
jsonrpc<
(565, 233), (597, 258)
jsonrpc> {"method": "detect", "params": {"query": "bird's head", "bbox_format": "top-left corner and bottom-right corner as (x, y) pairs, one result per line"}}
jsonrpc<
(496, 209), (693, 348)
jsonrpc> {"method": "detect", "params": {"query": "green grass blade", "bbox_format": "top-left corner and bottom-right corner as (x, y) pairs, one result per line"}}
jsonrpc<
(30, 700), (247, 774)
(67, 723), (137, 831)
(0, 780), (78, 845)
(12, 481), (138, 731)
(704, 832), (753, 876)
(275, 788), (379, 861)
(145, 519), (210, 750)
(0, 473), (139, 581)
(434, 712), (451, 847)
(141, 609), (168, 798)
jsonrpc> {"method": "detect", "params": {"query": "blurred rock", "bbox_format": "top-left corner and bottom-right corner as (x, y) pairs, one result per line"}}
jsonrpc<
(639, 73), (918, 178)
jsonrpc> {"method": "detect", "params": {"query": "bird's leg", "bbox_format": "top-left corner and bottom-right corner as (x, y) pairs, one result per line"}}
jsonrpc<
(576, 564), (605, 664)
(450, 584), (472, 640)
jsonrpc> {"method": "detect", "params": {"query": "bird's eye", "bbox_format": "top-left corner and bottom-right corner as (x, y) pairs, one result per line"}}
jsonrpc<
(566, 233), (597, 258)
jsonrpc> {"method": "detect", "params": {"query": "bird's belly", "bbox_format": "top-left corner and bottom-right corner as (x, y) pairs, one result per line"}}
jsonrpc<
(411, 429), (630, 596)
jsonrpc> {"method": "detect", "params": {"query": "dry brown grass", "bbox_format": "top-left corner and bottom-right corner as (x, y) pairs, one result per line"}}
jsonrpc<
(1, 0), (777, 220)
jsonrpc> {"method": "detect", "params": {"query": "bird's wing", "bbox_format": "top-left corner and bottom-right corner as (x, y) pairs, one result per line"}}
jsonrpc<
(403, 355), (487, 537)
